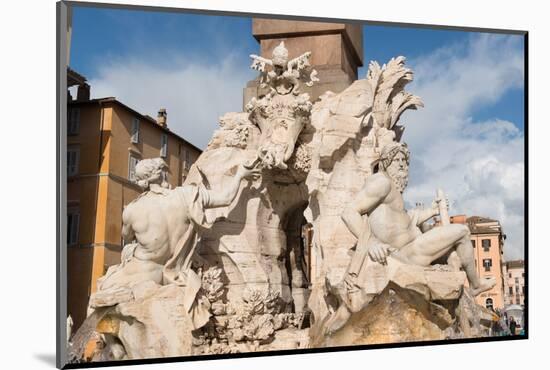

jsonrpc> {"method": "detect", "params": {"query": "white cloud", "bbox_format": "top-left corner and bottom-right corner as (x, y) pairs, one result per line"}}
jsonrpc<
(401, 34), (525, 260)
(89, 52), (256, 149)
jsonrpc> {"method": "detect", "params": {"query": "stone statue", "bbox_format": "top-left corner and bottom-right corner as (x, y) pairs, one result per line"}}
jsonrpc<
(90, 157), (260, 326)
(303, 56), (424, 327)
(247, 41), (317, 170)
(323, 142), (496, 333)
(69, 46), (502, 363)
(67, 315), (73, 344)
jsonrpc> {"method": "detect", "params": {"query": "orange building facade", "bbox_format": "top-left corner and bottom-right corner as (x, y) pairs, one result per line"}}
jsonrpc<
(451, 215), (506, 310)
(66, 92), (201, 330)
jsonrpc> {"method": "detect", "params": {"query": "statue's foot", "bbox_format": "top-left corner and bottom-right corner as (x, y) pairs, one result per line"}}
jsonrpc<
(471, 276), (497, 296)
(323, 306), (352, 336)
(324, 277), (348, 305)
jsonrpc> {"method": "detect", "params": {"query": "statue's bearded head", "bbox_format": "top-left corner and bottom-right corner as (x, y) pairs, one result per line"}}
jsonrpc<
(379, 143), (410, 193)
(134, 158), (168, 190)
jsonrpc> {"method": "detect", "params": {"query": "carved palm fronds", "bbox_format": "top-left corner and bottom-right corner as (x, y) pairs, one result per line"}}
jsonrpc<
(366, 56), (423, 129)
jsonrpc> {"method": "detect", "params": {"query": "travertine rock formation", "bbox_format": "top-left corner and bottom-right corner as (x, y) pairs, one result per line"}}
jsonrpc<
(319, 285), (453, 347)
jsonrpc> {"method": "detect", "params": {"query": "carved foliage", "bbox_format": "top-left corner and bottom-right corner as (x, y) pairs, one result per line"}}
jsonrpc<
(193, 286), (304, 354)
(206, 112), (256, 150)
(200, 267), (224, 303)
(365, 56), (424, 130)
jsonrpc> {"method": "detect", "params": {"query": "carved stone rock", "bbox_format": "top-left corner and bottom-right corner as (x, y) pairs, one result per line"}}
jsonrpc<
(316, 285), (452, 347)
(370, 258), (466, 301)
(311, 259), (493, 347)
(114, 283), (196, 359)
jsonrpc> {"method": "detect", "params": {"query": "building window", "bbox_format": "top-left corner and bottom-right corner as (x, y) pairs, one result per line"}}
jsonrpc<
(471, 240), (475, 248)
(516, 297), (520, 305)
(509, 287), (513, 295)
(522, 272), (524, 277)
(522, 286), (525, 295)
(515, 285), (520, 293)
(482, 258), (492, 272)
(160, 134), (168, 158)
(67, 208), (80, 246)
(68, 107), (80, 135)
(482, 239), (491, 252)
(515, 277), (519, 284)
(485, 298), (494, 310)
(128, 154), (140, 182)
(183, 148), (192, 170)
(131, 118), (140, 143)
(67, 146), (80, 177)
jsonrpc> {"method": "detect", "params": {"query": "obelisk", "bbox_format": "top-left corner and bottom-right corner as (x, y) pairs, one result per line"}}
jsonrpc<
(243, 19), (364, 108)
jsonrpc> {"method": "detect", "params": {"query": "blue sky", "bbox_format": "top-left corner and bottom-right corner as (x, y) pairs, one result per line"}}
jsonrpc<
(360, 25), (525, 130)
(70, 7), (525, 133)
(71, 7), (257, 77)
(69, 5), (525, 259)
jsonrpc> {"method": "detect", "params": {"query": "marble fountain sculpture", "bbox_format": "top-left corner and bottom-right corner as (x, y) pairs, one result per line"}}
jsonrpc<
(68, 42), (497, 362)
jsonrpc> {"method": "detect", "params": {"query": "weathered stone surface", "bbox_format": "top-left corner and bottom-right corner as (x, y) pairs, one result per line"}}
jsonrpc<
(385, 259), (466, 301)
(316, 285), (452, 347)
(109, 283), (197, 359)
(89, 287), (133, 308)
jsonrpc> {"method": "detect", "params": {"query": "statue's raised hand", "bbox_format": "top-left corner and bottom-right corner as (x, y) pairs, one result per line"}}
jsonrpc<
(368, 240), (391, 265)
(237, 159), (262, 181)
(431, 195), (449, 217)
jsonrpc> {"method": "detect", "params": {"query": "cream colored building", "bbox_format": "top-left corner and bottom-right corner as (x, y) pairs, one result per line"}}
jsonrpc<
(503, 260), (525, 306)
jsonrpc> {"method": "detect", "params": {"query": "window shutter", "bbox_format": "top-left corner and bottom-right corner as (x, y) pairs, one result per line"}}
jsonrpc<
(161, 134), (168, 157)
(73, 108), (80, 134)
(67, 212), (80, 245)
(67, 214), (72, 244)
(70, 213), (80, 245)
(68, 108), (80, 135)
(75, 149), (80, 175)
(67, 151), (72, 175)
(129, 155), (139, 181)
(186, 150), (190, 169)
(67, 148), (80, 176)
(129, 156), (133, 181)
(131, 118), (140, 143)
(67, 151), (74, 176)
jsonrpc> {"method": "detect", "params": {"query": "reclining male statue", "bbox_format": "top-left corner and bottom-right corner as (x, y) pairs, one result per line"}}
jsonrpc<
(90, 157), (259, 328)
(324, 142), (496, 334)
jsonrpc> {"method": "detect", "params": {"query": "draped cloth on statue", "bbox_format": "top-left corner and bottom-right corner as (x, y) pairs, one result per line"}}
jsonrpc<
(163, 184), (213, 330)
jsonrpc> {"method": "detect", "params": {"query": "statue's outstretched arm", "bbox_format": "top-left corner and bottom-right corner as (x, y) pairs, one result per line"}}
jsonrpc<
(204, 164), (260, 208)
(407, 201), (440, 227)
